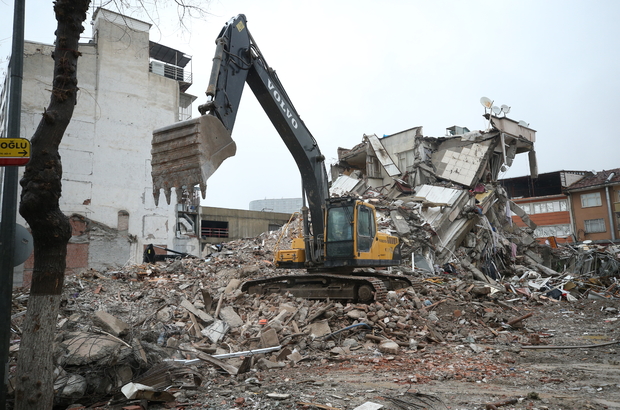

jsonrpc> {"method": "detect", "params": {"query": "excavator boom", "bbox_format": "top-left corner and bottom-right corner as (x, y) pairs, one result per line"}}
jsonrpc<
(151, 15), (404, 302)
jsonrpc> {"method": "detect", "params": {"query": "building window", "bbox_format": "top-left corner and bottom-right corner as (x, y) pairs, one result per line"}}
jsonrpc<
(581, 192), (602, 208)
(517, 199), (567, 215)
(366, 156), (382, 178)
(533, 224), (572, 238)
(201, 220), (228, 238)
(397, 149), (415, 173)
(584, 218), (606, 233)
(179, 93), (193, 121)
(268, 223), (282, 232)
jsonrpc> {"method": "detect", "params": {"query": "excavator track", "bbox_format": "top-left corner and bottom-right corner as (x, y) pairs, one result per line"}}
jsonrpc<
(349, 269), (415, 292)
(241, 273), (394, 303)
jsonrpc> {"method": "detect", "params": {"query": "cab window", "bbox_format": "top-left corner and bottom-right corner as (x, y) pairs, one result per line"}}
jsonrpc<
(357, 205), (375, 253)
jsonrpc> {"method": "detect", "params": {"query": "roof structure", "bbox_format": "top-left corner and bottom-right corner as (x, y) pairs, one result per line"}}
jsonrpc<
(566, 167), (620, 191)
(149, 41), (191, 67)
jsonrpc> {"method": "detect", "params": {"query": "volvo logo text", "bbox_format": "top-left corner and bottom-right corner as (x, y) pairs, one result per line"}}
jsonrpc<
(268, 79), (298, 129)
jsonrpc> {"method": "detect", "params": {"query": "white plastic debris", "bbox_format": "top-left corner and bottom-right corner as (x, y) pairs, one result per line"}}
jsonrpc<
(353, 402), (383, 410)
(121, 382), (155, 399)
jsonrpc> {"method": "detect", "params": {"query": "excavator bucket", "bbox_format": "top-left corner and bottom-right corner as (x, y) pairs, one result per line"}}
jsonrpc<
(151, 115), (236, 205)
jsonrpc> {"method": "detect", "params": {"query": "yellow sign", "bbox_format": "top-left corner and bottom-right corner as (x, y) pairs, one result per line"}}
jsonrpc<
(0, 138), (31, 166)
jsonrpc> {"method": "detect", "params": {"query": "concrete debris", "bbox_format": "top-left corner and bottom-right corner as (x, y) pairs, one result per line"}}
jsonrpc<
(378, 339), (400, 355)
(201, 319), (229, 344)
(218, 305), (243, 328)
(180, 298), (214, 324)
(266, 392), (290, 400)
(8, 224), (620, 408)
(61, 332), (128, 366)
(93, 310), (129, 337)
(7, 123), (620, 408)
(54, 372), (87, 399)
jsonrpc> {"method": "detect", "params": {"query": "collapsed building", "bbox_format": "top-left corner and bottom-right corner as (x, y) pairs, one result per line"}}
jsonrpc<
(329, 114), (538, 275)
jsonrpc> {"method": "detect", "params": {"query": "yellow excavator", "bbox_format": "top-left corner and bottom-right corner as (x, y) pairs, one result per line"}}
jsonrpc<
(151, 15), (409, 302)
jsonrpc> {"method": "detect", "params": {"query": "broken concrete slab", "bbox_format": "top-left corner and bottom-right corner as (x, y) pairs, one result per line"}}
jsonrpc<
(219, 305), (244, 328)
(260, 327), (280, 348)
(224, 278), (242, 294)
(390, 210), (411, 235)
(307, 320), (331, 339)
(181, 298), (214, 324)
(94, 310), (129, 337)
(378, 339), (400, 354)
(255, 358), (286, 370)
(201, 319), (229, 344)
(62, 332), (125, 366)
(54, 372), (87, 399)
(353, 402), (384, 410)
(266, 392), (291, 400)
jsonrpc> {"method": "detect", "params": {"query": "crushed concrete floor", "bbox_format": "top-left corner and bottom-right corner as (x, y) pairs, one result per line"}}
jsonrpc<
(8, 220), (620, 410)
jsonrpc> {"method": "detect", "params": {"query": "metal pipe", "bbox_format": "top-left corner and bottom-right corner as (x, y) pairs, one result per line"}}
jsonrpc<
(605, 186), (616, 241)
(0, 1), (25, 406)
(166, 345), (283, 364)
(321, 323), (372, 340)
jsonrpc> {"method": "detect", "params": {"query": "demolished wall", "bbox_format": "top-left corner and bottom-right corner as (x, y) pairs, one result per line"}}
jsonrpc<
(22, 214), (135, 286)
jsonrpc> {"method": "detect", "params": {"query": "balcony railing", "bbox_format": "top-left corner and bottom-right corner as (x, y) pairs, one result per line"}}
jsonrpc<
(150, 61), (193, 91)
(201, 227), (229, 238)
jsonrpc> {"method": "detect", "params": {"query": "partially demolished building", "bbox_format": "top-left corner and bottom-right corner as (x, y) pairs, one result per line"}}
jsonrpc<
(330, 114), (539, 274)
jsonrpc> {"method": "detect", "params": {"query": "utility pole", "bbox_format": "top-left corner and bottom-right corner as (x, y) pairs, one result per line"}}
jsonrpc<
(0, 0), (26, 406)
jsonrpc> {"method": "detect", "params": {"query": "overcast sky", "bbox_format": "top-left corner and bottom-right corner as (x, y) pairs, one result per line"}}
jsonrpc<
(1, 1), (618, 210)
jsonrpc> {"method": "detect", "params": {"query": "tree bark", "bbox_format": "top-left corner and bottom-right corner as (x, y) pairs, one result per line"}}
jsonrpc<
(14, 1), (89, 409)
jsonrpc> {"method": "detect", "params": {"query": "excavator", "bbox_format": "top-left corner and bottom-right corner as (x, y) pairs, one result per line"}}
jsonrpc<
(151, 15), (410, 302)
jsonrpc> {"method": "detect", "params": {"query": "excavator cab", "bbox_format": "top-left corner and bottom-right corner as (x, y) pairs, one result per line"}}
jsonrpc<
(275, 197), (401, 271)
(324, 198), (400, 269)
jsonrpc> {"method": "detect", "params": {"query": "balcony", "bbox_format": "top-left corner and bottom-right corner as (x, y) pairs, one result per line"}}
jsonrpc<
(149, 41), (192, 92)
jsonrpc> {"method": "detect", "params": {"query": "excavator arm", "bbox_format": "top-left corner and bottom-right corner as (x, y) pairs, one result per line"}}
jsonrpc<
(201, 15), (328, 233)
(152, 15), (405, 301)
(152, 15), (328, 261)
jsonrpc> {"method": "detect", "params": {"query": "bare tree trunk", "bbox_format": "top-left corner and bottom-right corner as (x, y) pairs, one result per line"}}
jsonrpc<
(14, 1), (90, 409)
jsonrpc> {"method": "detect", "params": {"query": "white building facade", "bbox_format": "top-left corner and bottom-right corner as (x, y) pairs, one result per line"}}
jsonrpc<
(9, 8), (199, 274)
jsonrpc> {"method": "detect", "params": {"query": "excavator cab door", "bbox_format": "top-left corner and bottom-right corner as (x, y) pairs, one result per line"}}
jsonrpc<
(325, 203), (354, 259)
(355, 204), (376, 254)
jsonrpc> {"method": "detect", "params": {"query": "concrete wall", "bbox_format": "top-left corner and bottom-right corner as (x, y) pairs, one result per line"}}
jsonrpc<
(16, 8), (196, 275)
(200, 207), (294, 245)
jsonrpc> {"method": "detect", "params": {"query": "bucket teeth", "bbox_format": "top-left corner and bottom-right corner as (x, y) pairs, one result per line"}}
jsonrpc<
(151, 115), (236, 205)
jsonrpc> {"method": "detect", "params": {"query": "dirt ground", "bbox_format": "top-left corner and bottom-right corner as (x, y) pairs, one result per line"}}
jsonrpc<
(147, 299), (620, 410)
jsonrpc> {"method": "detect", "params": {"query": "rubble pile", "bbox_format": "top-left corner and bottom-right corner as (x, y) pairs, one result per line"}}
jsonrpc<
(8, 202), (620, 408)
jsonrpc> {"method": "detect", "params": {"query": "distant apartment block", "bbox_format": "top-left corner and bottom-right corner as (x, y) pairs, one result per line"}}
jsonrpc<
(565, 168), (620, 243)
(500, 171), (591, 243)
